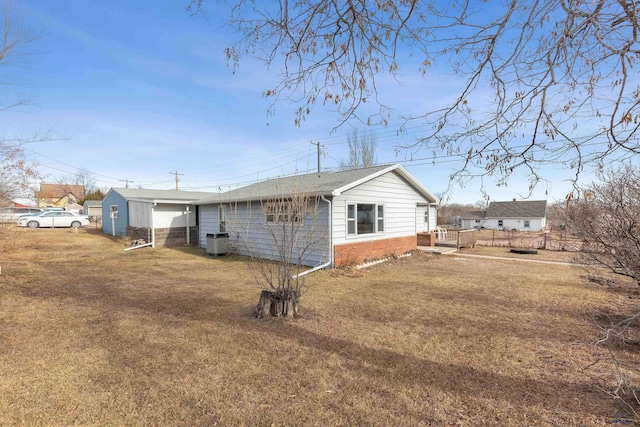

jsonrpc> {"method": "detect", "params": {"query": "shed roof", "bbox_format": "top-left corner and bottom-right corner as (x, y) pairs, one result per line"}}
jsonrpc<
(485, 200), (547, 218)
(83, 200), (102, 207)
(196, 164), (438, 205)
(108, 188), (213, 202)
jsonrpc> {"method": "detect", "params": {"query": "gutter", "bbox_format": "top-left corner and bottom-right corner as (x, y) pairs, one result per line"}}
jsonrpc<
(293, 195), (333, 278)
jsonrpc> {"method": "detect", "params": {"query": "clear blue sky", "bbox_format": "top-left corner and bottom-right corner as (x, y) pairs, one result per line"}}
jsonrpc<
(5, 0), (582, 205)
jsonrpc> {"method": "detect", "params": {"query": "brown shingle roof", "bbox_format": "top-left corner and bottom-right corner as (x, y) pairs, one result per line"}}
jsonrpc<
(36, 183), (85, 199)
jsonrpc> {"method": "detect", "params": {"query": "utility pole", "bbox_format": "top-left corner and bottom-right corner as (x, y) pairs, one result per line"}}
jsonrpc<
(119, 178), (133, 189)
(170, 170), (184, 190)
(311, 141), (324, 175)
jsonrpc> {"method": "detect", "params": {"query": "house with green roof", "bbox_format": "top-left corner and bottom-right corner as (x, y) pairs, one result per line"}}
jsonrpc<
(195, 164), (439, 267)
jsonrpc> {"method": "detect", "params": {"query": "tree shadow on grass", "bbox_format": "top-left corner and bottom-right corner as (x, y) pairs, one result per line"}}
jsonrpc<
(5, 266), (614, 423)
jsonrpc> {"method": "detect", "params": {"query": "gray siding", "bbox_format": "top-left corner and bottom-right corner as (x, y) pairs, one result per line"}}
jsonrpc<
(102, 190), (129, 236)
(129, 200), (152, 228)
(199, 200), (330, 267)
(333, 170), (431, 245)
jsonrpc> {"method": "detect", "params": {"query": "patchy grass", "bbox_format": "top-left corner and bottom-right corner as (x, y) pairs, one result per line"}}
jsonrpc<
(0, 228), (638, 425)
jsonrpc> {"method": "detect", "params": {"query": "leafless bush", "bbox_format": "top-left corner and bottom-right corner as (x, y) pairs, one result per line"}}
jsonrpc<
(567, 164), (640, 408)
(223, 182), (328, 318)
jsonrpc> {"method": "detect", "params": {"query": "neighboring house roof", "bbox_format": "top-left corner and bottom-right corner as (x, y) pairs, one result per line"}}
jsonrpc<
(196, 164), (438, 205)
(485, 200), (547, 218)
(36, 183), (84, 200)
(83, 200), (102, 207)
(106, 188), (213, 203)
(460, 210), (486, 220)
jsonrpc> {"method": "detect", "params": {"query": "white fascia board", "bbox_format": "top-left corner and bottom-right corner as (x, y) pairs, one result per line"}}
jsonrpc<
(331, 163), (439, 204)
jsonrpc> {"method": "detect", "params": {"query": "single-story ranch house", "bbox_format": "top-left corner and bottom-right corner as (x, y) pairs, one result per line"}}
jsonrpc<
(102, 188), (213, 247)
(195, 164), (438, 267)
(460, 199), (547, 231)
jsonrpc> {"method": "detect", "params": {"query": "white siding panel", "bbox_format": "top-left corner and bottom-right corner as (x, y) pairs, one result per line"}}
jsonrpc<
(416, 205), (436, 233)
(153, 204), (192, 228)
(129, 201), (152, 228)
(333, 171), (431, 245)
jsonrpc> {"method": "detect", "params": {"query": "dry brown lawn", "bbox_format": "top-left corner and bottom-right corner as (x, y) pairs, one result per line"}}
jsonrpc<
(0, 228), (638, 425)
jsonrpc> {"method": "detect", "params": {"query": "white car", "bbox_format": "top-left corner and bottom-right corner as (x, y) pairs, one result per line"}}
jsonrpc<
(18, 211), (90, 228)
(0, 207), (42, 223)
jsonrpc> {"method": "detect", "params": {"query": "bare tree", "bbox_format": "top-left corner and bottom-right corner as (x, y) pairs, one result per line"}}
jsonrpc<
(59, 167), (96, 203)
(567, 164), (640, 408)
(188, 0), (640, 190)
(0, 1), (42, 209)
(339, 129), (377, 170)
(221, 179), (328, 318)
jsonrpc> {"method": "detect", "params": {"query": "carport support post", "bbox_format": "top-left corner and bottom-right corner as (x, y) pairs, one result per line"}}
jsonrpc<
(151, 202), (156, 248)
(185, 206), (190, 245)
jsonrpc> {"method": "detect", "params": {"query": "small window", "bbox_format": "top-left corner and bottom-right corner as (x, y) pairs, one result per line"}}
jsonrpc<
(265, 203), (276, 223)
(347, 204), (356, 235)
(377, 205), (384, 232)
(498, 219), (503, 227)
(265, 201), (302, 224)
(524, 220), (530, 228)
(424, 208), (429, 224)
(110, 205), (119, 219)
(219, 206), (226, 233)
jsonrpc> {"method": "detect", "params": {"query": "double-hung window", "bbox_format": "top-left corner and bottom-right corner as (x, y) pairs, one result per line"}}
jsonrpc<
(346, 202), (384, 236)
(110, 205), (119, 219)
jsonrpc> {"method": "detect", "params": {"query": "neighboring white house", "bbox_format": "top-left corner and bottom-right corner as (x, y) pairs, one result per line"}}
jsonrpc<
(102, 188), (213, 246)
(195, 164), (439, 267)
(460, 199), (547, 231)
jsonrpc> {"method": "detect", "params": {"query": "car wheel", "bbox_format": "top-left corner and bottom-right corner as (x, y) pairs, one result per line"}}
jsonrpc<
(27, 221), (39, 228)
(70, 221), (81, 228)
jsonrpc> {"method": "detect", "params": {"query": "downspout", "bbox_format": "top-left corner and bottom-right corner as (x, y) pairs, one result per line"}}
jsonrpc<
(151, 202), (156, 248)
(294, 195), (333, 278)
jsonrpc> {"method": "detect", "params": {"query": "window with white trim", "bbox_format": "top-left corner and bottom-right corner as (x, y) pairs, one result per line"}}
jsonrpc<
(523, 220), (530, 228)
(265, 201), (302, 224)
(346, 202), (384, 236)
(110, 205), (119, 219)
(424, 208), (429, 224)
(498, 219), (503, 227)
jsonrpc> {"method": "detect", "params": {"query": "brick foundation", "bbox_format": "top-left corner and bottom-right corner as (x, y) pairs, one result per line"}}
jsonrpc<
(333, 235), (417, 267)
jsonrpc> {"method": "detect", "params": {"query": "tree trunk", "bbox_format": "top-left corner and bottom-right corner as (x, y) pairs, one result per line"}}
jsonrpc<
(254, 290), (299, 318)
